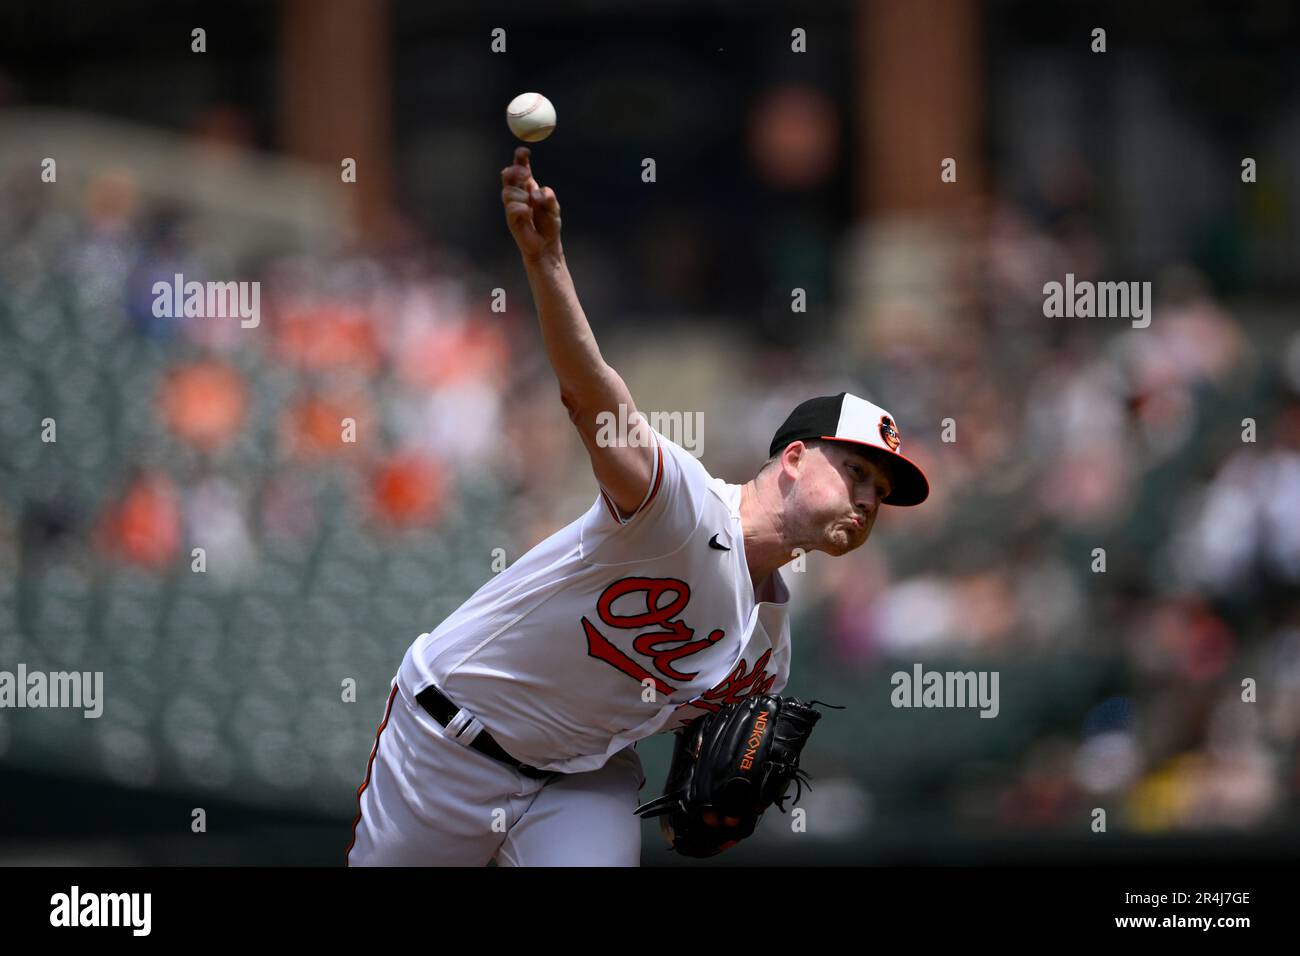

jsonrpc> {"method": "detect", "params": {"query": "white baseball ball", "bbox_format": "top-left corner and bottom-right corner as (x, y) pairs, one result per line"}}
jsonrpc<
(506, 92), (557, 143)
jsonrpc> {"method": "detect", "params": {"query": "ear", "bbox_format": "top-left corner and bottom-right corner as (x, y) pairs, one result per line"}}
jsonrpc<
(780, 440), (811, 478)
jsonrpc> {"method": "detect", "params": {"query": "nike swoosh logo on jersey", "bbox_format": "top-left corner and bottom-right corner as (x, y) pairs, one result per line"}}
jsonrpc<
(708, 533), (731, 551)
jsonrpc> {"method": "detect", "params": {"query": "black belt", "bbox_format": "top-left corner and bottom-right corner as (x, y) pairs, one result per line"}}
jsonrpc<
(416, 685), (555, 780)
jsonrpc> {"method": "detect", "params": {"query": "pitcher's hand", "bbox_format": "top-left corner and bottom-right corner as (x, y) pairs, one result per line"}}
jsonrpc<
(501, 146), (562, 264)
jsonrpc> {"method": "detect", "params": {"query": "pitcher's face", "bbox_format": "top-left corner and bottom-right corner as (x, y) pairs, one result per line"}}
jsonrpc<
(785, 441), (892, 556)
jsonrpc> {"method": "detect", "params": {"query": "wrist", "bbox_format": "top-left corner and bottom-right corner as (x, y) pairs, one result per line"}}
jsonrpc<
(522, 244), (565, 271)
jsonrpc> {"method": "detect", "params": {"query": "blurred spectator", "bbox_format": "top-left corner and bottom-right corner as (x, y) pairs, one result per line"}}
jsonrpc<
(95, 471), (182, 569)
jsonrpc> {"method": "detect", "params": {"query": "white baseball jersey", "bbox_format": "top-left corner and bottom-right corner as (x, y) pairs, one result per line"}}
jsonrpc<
(396, 427), (792, 774)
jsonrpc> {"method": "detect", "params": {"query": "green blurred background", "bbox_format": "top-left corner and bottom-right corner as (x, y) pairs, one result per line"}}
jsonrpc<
(1, 0), (1298, 864)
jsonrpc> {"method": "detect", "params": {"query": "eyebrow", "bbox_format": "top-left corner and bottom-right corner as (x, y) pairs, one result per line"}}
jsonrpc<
(846, 456), (892, 496)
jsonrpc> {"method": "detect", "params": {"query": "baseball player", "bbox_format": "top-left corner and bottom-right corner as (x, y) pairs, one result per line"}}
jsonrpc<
(346, 146), (929, 866)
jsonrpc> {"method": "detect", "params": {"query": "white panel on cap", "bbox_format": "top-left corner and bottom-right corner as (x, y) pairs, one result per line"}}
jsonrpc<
(837, 393), (894, 452)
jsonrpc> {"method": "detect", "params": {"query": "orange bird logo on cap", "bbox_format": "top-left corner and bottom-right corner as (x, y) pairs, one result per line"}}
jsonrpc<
(879, 415), (901, 451)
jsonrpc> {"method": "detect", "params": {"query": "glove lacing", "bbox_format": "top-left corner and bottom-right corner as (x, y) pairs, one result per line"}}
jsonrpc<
(769, 699), (843, 812)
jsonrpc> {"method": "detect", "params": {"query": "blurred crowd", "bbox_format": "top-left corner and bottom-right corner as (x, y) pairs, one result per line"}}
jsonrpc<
(1, 126), (1298, 842)
(0, 158), (549, 808)
(755, 190), (1300, 837)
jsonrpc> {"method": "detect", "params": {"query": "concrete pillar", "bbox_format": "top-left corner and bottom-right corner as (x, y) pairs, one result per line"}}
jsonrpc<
(279, 0), (393, 242)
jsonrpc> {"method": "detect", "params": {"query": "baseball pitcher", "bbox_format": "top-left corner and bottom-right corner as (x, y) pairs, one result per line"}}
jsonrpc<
(346, 146), (929, 866)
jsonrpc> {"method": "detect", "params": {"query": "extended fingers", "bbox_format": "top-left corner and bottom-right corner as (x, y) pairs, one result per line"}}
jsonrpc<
(501, 147), (561, 243)
(503, 183), (557, 213)
(501, 146), (537, 189)
(502, 187), (533, 229)
(502, 184), (556, 220)
(515, 147), (540, 192)
(501, 146), (530, 180)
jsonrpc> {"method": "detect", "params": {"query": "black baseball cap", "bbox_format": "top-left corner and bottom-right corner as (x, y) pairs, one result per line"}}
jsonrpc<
(768, 392), (930, 506)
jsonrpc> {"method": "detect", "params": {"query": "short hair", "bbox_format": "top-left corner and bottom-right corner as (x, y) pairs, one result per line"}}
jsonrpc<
(759, 437), (830, 475)
(760, 439), (897, 493)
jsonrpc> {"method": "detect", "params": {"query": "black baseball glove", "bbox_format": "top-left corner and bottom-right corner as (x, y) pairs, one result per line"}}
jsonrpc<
(634, 694), (841, 858)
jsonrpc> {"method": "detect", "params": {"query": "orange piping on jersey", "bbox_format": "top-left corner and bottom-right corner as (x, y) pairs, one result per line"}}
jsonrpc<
(599, 440), (665, 525)
(346, 684), (398, 864)
(637, 443), (665, 514)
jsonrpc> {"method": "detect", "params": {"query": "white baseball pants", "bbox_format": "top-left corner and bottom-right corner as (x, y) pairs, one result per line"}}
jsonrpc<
(346, 683), (647, 867)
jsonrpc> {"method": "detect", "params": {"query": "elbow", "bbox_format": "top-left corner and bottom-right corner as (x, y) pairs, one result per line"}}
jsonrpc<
(560, 386), (605, 428)
(558, 366), (617, 422)
(558, 386), (584, 424)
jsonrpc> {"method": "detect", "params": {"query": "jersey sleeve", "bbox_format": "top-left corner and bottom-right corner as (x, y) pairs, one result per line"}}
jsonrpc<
(594, 429), (666, 528)
(580, 427), (712, 561)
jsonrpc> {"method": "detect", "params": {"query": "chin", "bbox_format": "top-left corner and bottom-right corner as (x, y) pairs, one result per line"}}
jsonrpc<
(840, 525), (872, 554)
(824, 530), (858, 556)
